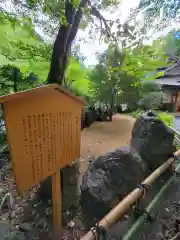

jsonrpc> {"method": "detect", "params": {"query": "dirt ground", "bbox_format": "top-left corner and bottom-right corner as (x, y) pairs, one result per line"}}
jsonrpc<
(80, 114), (135, 160)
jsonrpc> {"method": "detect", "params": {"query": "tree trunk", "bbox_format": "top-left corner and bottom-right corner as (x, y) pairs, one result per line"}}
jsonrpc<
(109, 87), (115, 121)
(47, 0), (87, 85)
(13, 67), (20, 92)
(47, 1), (74, 85)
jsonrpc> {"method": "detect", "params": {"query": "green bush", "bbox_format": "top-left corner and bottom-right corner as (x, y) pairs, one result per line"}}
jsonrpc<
(157, 111), (174, 127)
(139, 91), (168, 110)
(129, 109), (145, 118)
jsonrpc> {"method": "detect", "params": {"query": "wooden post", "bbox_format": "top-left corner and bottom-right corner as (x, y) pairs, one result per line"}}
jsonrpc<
(52, 170), (61, 234)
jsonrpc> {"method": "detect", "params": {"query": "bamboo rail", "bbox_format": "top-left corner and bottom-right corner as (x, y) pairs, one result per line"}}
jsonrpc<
(169, 126), (180, 138)
(81, 149), (180, 240)
(122, 161), (180, 239)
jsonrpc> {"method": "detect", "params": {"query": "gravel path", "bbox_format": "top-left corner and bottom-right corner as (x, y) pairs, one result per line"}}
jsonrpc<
(80, 114), (135, 159)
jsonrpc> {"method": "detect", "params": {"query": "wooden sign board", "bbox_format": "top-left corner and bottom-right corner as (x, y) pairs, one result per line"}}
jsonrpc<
(0, 84), (85, 193)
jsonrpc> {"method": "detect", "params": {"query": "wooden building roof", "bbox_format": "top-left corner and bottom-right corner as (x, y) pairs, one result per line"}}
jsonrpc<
(155, 61), (180, 87)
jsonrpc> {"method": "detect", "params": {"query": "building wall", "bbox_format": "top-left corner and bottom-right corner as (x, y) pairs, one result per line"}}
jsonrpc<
(163, 88), (175, 103)
(163, 87), (180, 111)
(177, 92), (180, 111)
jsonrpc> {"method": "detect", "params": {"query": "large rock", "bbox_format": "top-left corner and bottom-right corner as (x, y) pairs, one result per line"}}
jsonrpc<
(81, 106), (99, 130)
(131, 111), (176, 172)
(81, 106), (113, 129)
(39, 160), (80, 211)
(80, 146), (147, 226)
(79, 111), (176, 227)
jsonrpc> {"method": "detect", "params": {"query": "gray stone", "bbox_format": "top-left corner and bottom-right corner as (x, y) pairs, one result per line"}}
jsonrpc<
(80, 146), (147, 227)
(131, 111), (176, 172)
(39, 159), (80, 211)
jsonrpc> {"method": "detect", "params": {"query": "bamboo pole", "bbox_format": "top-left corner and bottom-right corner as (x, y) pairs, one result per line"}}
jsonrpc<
(122, 161), (180, 240)
(169, 126), (180, 138)
(167, 126), (180, 145)
(81, 149), (180, 240)
(175, 135), (180, 142)
(174, 136), (180, 145)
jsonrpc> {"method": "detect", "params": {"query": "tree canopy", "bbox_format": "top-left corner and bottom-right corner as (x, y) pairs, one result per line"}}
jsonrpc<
(0, 0), (179, 110)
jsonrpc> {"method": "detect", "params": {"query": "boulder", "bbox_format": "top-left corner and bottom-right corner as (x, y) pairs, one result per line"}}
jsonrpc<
(39, 160), (80, 211)
(80, 146), (147, 227)
(131, 111), (176, 172)
(81, 106), (99, 130)
(79, 111), (176, 227)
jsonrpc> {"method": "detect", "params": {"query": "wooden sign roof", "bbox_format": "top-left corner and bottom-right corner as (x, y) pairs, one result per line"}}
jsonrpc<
(0, 84), (86, 105)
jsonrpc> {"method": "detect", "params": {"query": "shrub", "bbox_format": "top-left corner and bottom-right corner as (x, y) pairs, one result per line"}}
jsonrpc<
(129, 109), (145, 118)
(157, 111), (174, 127)
(139, 91), (168, 110)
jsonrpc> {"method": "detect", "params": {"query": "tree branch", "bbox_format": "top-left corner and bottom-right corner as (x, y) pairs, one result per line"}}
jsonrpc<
(87, 0), (111, 38)
(87, 0), (119, 46)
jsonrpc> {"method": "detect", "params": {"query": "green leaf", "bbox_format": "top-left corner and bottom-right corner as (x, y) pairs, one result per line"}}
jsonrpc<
(72, 0), (80, 7)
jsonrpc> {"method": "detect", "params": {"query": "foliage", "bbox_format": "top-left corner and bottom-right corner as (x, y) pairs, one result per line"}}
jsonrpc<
(0, 64), (39, 94)
(129, 109), (174, 127)
(162, 29), (180, 58)
(128, 109), (145, 119)
(115, 73), (140, 109)
(0, 0), (177, 109)
(121, 40), (168, 79)
(139, 91), (168, 110)
(89, 39), (169, 110)
(138, 80), (168, 110)
(72, 44), (86, 64)
(1, 0), (166, 85)
(0, 17), (51, 81)
(139, 0), (180, 23)
(63, 57), (92, 103)
(0, 0), (179, 87)
(158, 111), (175, 127)
(140, 81), (162, 94)
(89, 63), (117, 105)
(133, 0), (180, 40)
(0, 17), (91, 99)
